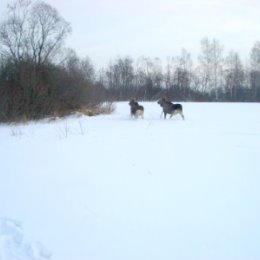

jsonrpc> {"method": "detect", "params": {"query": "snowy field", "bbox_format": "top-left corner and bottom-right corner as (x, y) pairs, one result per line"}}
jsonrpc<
(0, 102), (260, 260)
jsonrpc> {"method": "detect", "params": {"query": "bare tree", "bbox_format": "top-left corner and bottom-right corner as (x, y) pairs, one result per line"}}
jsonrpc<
(118, 57), (134, 92)
(250, 41), (260, 101)
(250, 41), (260, 70)
(0, 0), (74, 121)
(165, 56), (174, 89)
(198, 37), (224, 100)
(105, 57), (134, 99)
(0, 0), (30, 65)
(173, 49), (193, 99)
(0, 0), (71, 66)
(63, 49), (95, 83)
(224, 51), (245, 101)
(135, 57), (163, 99)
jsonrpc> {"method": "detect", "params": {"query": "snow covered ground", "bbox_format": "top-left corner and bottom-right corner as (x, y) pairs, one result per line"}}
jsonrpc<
(0, 102), (260, 260)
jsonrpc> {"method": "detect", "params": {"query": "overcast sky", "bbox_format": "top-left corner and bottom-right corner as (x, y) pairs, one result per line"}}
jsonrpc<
(1, 0), (260, 67)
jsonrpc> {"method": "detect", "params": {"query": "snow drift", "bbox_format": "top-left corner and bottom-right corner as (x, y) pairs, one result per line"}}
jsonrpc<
(0, 102), (260, 260)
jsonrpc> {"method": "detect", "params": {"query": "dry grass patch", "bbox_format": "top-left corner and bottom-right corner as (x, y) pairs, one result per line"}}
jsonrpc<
(78, 102), (115, 116)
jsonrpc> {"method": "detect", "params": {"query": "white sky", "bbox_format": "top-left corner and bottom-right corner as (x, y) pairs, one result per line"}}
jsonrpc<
(1, 0), (260, 68)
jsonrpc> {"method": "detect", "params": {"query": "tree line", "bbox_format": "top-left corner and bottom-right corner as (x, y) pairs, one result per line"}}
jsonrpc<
(101, 40), (260, 102)
(1, 0), (260, 122)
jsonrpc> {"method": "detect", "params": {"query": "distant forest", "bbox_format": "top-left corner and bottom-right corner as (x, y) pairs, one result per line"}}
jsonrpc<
(1, 0), (260, 122)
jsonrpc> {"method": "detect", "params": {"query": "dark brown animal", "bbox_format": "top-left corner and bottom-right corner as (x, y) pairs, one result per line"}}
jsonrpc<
(129, 99), (144, 119)
(158, 97), (184, 120)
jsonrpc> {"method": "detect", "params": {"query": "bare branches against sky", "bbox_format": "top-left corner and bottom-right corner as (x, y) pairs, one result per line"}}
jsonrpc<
(1, 0), (260, 67)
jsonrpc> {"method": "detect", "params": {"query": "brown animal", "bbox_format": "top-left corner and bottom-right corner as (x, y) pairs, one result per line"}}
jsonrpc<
(158, 97), (184, 120)
(129, 99), (144, 119)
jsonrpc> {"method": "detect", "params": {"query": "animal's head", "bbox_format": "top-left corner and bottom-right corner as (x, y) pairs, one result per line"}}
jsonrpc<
(157, 97), (166, 106)
(129, 99), (137, 107)
(129, 99), (134, 105)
